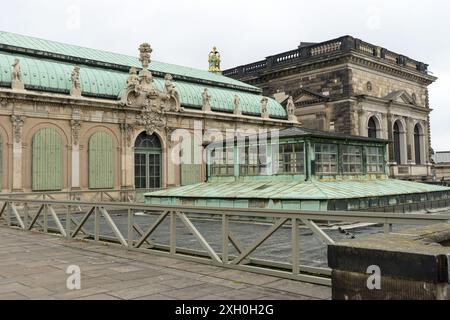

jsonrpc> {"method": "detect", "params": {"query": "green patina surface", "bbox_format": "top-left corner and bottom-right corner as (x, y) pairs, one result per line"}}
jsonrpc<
(146, 178), (449, 201)
(0, 36), (286, 117)
(0, 31), (258, 91)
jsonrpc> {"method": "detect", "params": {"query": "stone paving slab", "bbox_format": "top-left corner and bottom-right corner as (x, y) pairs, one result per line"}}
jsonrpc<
(0, 226), (331, 300)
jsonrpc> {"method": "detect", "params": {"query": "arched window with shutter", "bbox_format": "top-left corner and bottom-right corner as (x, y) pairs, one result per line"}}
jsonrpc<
(88, 132), (114, 189)
(32, 128), (63, 191)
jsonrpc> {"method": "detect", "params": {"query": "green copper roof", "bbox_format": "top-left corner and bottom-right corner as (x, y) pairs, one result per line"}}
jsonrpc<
(0, 52), (287, 118)
(0, 31), (260, 93)
(145, 179), (450, 200)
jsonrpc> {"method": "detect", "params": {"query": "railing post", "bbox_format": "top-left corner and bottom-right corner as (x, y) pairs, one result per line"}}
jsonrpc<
(384, 223), (393, 234)
(6, 202), (11, 227)
(23, 202), (28, 229)
(222, 214), (229, 265)
(43, 204), (48, 233)
(66, 205), (71, 240)
(94, 206), (100, 242)
(127, 208), (134, 249)
(170, 211), (177, 255)
(292, 218), (300, 275)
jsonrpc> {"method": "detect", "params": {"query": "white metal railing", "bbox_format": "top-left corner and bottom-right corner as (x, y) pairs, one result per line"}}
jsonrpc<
(0, 197), (449, 286)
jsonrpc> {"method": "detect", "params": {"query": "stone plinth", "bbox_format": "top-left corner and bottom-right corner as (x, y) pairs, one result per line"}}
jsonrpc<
(328, 223), (450, 300)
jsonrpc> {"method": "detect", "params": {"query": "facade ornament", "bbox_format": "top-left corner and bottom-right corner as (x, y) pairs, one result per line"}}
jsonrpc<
(0, 98), (8, 107)
(120, 44), (181, 114)
(11, 115), (25, 143)
(208, 47), (221, 73)
(202, 88), (211, 112)
(70, 120), (81, 146)
(260, 97), (269, 119)
(233, 95), (241, 115)
(120, 123), (134, 148)
(286, 96), (297, 122)
(136, 102), (166, 136)
(139, 43), (152, 69)
(126, 67), (140, 89)
(11, 58), (25, 90)
(70, 66), (81, 97)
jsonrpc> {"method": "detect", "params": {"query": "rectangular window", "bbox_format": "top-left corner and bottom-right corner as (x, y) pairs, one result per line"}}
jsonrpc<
(210, 147), (234, 176)
(239, 144), (268, 176)
(315, 143), (338, 175)
(342, 145), (363, 174)
(366, 146), (385, 173)
(274, 143), (305, 175)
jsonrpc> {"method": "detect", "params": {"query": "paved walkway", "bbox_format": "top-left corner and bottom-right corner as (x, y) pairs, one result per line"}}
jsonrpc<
(0, 226), (331, 300)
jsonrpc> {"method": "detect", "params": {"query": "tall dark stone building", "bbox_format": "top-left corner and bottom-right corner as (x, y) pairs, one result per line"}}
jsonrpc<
(224, 36), (437, 180)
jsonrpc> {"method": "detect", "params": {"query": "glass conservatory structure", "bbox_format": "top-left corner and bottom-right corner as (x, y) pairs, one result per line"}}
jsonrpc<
(145, 128), (450, 212)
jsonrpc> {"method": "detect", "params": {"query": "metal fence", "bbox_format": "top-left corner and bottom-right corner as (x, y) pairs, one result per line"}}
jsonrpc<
(0, 195), (449, 286)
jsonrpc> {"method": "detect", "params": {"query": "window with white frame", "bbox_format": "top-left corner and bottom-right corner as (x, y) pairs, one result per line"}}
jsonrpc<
(342, 145), (363, 174)
(274, 143), (305, 175)
(366, 146), (385, 173)
(315, 143), (338, 174)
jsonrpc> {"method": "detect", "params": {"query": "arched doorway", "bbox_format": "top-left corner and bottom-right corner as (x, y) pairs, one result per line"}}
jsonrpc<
(134, 132), (162, 189)
(368, 116), (378, 139)
(393, 121), (402, 164)
(414, 124), (422, 164)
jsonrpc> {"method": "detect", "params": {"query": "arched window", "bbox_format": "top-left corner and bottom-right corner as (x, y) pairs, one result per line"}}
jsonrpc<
(134, 132), (162, 189)
(414, 124), (422, 164)
(32, 128), (63, 191)
(393, 121), (402, 164)
(368, 117), (378, 139)
(89, 132), (114, 189)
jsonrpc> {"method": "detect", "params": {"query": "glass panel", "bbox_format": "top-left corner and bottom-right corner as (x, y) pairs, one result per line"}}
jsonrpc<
(315, 143), (338, 175)
(274, 143), (305, 175)
(366, 147), (385, 173)
(342, 145), (363, 174)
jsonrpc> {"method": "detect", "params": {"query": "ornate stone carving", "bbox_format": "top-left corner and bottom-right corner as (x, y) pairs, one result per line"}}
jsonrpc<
(233, 95), (241, 115)
(70, 120), (81, 146)
(70, 66), (81, 97)
(11, 58), (25, 90)
(126, 67), (140, 89)
(120, 123), (134, 148)
(208, 47), (221, 73)
(120, 44), (181, 134)
(260, 97), (269, 119)
(11, 115), (25, 143)
(202, 88), (211, 112)
(0, 98), (7, 107)
(139, 43), (152, 69)
(286, 96), (297, 122)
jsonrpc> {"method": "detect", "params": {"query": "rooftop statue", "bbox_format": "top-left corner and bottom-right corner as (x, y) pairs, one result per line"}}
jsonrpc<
(286, 96), (298, 122)
(139, 43), (152, 69)
(202, 88), (211, 112)
(208, 47), (221, 73)
(233, 94), (241, 115)
(126, 67), (140, 89)
(261, 97), (269, 119)
(70, 66), (81, 96)
(12, 58), (22, 82)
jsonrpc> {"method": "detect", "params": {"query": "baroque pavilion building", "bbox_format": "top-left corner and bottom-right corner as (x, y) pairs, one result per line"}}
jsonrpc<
(0, 31), (296, 193)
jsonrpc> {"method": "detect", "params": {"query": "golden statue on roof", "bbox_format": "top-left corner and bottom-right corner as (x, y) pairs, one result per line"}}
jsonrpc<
(208, 46), (221, 73)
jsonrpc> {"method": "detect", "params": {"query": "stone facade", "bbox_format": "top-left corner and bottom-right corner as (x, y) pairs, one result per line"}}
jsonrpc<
(224, 36), (437, 180)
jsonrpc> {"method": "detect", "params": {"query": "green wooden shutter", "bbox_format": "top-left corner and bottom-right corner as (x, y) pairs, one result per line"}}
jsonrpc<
(32, 128), (63, 191)
(89, 132), (114, 189)
(0, 136), (3, 190)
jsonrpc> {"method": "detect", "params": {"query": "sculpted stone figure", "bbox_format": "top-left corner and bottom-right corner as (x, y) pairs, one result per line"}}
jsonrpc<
(12, 59), (22, 81)
(286, 96), (297, 122)
(208, 47), (221, 73)
(126, 67), (140, 89)
(164, 74), (176, 96)
(202, 88), (211, 112)
(11, 58), (25, 90)
(70, 66), (81, 96)
(261, 97), (269, 119)
(233, 95), (241, 115)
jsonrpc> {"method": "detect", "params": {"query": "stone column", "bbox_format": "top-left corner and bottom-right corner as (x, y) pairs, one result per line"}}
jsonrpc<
(406, 117), (415, 164)
(11, 115), (25, 192)
(120, 124), (134, 189)
(358, 110), (366, 136)
(70, 120), (81, 189)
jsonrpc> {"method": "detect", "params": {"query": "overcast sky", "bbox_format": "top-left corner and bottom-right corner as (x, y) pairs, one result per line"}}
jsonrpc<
(2, 0), (449, 150)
